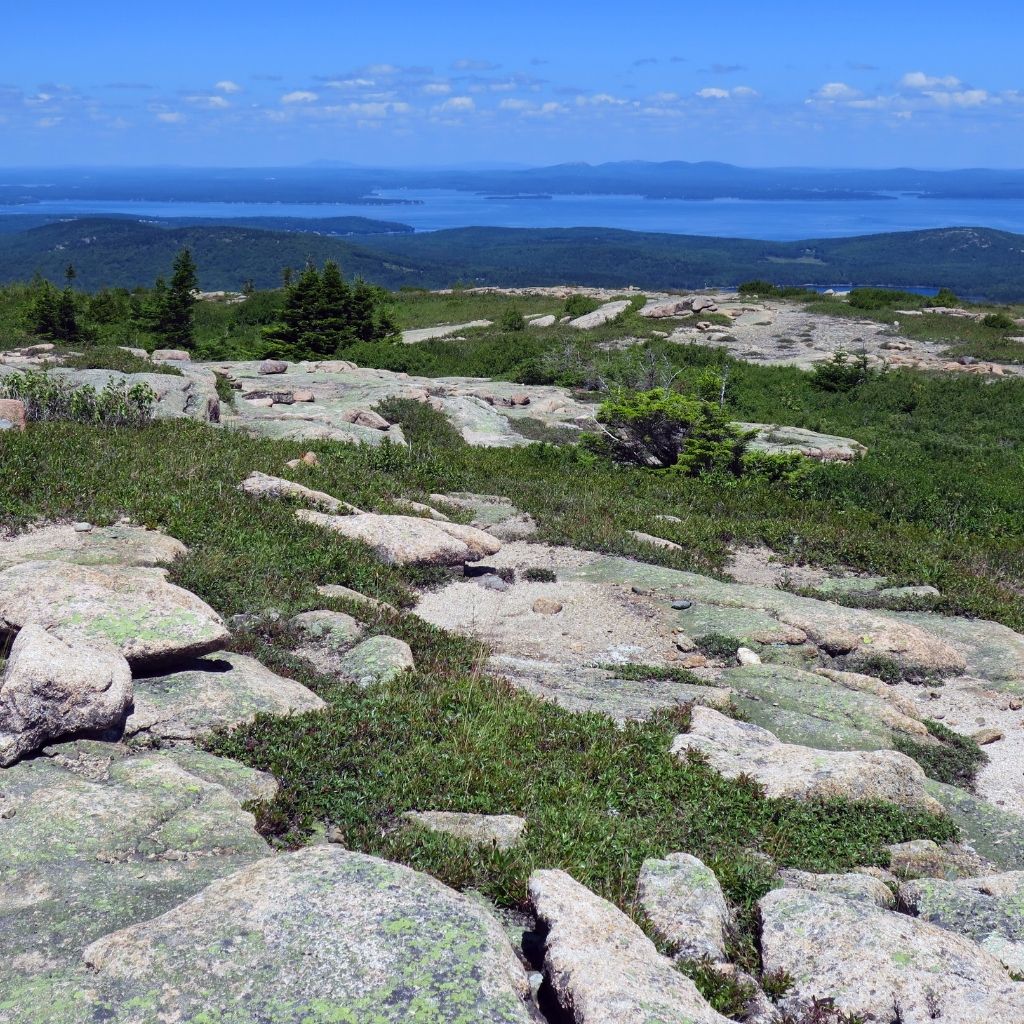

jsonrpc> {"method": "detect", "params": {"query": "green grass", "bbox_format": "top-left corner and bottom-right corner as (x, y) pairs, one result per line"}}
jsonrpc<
(63, 345), (184, 376)
(386, 287), (564, 329)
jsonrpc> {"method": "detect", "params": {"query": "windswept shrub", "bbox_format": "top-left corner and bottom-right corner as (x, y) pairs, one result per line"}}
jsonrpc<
(737, 280), (813, 299)
(563, 293), (601, 318)
(498, 305), (527, 332)
(0, 370), (156, 427)
(982, 311), (1016, 330)
(582, 388), (749, 476)
(810, 351), (873, 393)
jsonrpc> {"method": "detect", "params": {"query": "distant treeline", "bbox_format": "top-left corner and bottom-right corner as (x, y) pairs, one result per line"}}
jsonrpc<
(2, 217), (1023, 301)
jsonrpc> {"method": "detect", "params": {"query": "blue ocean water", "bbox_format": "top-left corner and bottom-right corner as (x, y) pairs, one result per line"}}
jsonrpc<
(6, 188), (1024, 241)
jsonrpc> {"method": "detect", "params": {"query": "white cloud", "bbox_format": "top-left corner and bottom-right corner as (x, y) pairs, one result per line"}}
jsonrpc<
(440, 95), (474, 112)
(156, 112), (184, 123)
(499, 98), (531, 110)
(815, 82), (861, 100)
(325, 78), (375, 89)
(37, 116), (62, 128)
(731, 86), (759, 98)
(926, 88), (989, 108)
(901, 71), (962, 90)
(650, 91), (681, 103)
(696, 87), (730, 99)
(186, 94), (230, 109)
(281, 90), (318, 104)
(214, 80), (241, 93)
(577, 92), (629, 106)
(422, 82), (452, 95)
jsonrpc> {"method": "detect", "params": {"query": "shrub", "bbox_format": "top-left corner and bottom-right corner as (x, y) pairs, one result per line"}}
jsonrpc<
(0, 370), (156, 427)
(583, 388), (750, 476)
(847, 288), (928, 310)
(894, 719), (988, 788)
(982, 311), (1016, 330)
(810, 351), (873, 393)
(737, 281), (812, 299)
(498, 306), (527, 332)
(523, 567), (557, 583)
(63, 346), (183, 377)
(563, 293), (601, 318)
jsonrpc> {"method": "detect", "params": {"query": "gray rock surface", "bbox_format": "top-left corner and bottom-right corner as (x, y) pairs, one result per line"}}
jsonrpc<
(0, 626), (133, 766)
(736, 422), (867, 462)
(569, 299), (631, 329)
(124, 651), (325, 741)
(0, 560), (229, 669)
(672, 707), (942, 812)
(430, 492), (539, 540)
(298, 509), (502, 565)
(15, 845), (538, 1024)
(290, 609), (364, 676)
(0, 523), (186, 571)
(336, 635), (415, 686)
(637, 852), (732, 962)
(759, 887), (1024, 1023)
(529, 868), (732, 1023)
(404, 810), (527, 850)
(775, 868), (896, 908)
(900, 871), (1024, 972)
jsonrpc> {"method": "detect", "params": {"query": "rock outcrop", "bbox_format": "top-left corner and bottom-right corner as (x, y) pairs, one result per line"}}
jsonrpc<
(404, 811), (527, 851)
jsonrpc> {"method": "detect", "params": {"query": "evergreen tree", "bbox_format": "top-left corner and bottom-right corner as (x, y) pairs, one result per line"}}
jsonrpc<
(56, 287), (82, 344)
(272, 263), (322, 354)
(348, 279), (379, 343)
(29, 281), (60, 339)
(160, 248), (199, 348)
(317, 260), (353, 353)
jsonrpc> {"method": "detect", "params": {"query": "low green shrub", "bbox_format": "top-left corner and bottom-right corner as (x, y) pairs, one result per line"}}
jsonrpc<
(563, 293), (601, 318)
(582, 388), (749, 476)
(63, 345), (183, 377)
(498, 305), (527, 332)
(982, 311), (1016, 330)
(523, 567), (557, 583)
(894, 719), (988, 788)
(810, 351), (874, 393)
(0, 370), (157, 427)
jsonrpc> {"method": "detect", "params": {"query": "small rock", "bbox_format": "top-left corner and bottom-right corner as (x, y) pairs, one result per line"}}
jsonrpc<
(672, 599), (693, 611)
(291, 390), (315, 403)
(316, 584), (398, 614)
(258, 359), (288, 375)
(478, 574), (511, 593)
(246, 397), (274, 408)
(973, 727), (1004, 745)
(337, 635), (415, 686)
(736, 647), (762, 666)
(340, 408), (390, 431)
(532, 598), (563, 615)
(629, 531), (683, 552)
(73, 522), (94, 533)
(403, 811), (527, 851)
(678, 654), (708, 669)
(152, 349), (191, 362)
(0, 398), (27, 431)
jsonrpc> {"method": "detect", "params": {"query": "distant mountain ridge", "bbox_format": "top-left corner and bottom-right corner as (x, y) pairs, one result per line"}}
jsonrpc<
(2, 216), (1022, 300)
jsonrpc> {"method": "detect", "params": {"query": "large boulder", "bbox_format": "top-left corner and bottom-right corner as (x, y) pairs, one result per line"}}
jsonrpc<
(0, 626), (132, 766)
(0, 561), (228, 669)
(124, 651), (325, 742)
(297, 509), (502, 566)
(238, 470), (362, 514)
(569, 300), (631, 329)
(637, 852), (732, 962)
(0, 523), (186, 571)
(672, 707), (943, 813)
(18, 846), (539, 1024)
(759, 887), (1024, 1023)
(290, 609), (364, 676)
(900, 871), (1024, 973)
(529, 868), (732, 1023)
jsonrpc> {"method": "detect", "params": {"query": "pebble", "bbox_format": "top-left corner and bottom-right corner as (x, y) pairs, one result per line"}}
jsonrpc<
(73, 522), (93, 533)
(477, 574), (511, 593)
(737, 647), (762, 666)
(532, 598), (563, 615)
(973, 727), (1004, 745)
(671, 599), (693, 611)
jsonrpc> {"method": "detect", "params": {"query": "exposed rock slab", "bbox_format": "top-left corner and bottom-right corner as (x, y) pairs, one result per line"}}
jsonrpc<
(529, 868), (732, 1023)
(0, 523), (186, 571)
(124, 651), (325, 741)
(0, 626), (132, 766)
(290, 609), (364, 676)
(569, 300), (631, 329)
(430, 492), (539, 540)
(0, 560), (228, 669)
(0, 744), (270, 998)
(404, 810), (527, 850)
(759, 887), (1024, 1023)
(721, 663), (927, 751)
(672, 706), (942, 812)
(14, 846), (537, 1024)
(298, 509), (502, 565)
(637, 853), (732, 962)
(736, 422), (867, 462)
(900, 871), (1024, 973)
(775, 868), (896, 908)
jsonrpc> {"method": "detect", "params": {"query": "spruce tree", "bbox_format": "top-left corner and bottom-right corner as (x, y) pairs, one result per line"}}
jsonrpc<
(29, 281), (60, 339)
(273, 263), (322, 354)
(317, 260), (353, 354)
(160, 248), (199, 348)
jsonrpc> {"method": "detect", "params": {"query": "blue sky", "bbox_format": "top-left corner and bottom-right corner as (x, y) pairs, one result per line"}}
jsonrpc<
(2, 0), (1023, 167)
